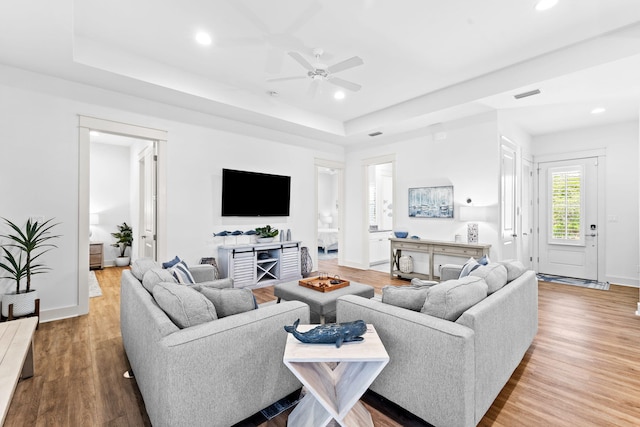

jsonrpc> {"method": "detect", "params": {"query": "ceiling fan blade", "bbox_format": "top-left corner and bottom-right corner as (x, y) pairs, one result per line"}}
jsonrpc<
(231, 1), (271, 34)
(327, 56), (364, 74)
(288, 51), (315, 72)
(266, 76), (307, 83)
(328, 76), (362, 92)
(307, 80), (320, 98)
(284, 1), (322, 34)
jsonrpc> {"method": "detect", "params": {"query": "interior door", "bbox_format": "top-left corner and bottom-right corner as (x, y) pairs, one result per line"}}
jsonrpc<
(538, 157), (598, 280)
(500, 138), (518, 260)
(139, 143), (157, 260)
(521, 159), (534, 269)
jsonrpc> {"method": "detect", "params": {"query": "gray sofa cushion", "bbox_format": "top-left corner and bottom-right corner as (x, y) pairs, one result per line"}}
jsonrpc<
(470, 263), (508, 294)
(152, 282), (218, 328)
(499, 259), (527, 282)
(199, 287), (257, 318)
(192, 278), (234, 291)
(421, 276), (488, 321)
(382, 285), (430, 311)
(142, 268), (177, 293)
(131, 258), (160, 281)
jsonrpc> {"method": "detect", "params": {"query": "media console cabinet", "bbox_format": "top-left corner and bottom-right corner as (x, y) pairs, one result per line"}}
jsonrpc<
(218, 241), (302, 288)
(390, 238), (491, 281)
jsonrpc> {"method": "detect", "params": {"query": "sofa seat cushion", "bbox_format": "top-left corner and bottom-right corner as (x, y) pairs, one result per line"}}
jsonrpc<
(131, 258), (160, 281)
(469, 263), (508, 294)
(421, 276), (488, 321)
(142, 268), (177, 293)
(199, 287), (257, 318)
(498, 259), (527, 282)
(152, 282), (218, 328)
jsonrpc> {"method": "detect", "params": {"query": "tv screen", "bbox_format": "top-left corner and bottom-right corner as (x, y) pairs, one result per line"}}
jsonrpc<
(221, 168), (291, 217)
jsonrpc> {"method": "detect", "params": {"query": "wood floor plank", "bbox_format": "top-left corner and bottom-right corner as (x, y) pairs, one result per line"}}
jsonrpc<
(4, 261), (640, 426)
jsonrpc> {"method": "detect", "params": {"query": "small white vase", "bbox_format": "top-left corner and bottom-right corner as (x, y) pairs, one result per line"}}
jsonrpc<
(2, 289), (38, 317)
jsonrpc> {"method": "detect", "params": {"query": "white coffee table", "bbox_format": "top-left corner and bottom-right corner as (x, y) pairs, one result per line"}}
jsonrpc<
(283, 324), (389, 427)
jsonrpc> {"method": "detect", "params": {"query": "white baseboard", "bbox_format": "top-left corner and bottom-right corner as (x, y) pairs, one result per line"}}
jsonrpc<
(40, 305), (81, 323)
(606, 275), (639, 288)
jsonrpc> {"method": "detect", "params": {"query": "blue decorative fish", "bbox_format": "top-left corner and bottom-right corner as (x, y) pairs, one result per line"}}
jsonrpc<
(284, 319), (367, 348)
(214, 230), (231, 236)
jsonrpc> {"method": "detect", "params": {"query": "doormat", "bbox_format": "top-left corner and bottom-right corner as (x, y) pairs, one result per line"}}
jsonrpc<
(260, 392), (301, 419)
(537, 273), (609, 291)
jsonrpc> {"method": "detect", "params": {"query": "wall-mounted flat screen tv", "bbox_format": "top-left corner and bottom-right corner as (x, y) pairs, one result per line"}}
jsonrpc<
(221, 168), (291, 217)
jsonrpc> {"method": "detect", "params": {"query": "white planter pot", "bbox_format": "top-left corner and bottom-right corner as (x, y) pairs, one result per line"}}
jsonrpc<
(2, 289), (38, 317)
(115, 256), (131, 267)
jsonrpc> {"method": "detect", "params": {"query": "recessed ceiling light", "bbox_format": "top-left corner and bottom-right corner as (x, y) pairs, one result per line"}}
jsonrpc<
(535, 0), (559, 11)
(334, 91), (345, 100)
(195, 31), (212, 46)
(591, 107), (606, 115)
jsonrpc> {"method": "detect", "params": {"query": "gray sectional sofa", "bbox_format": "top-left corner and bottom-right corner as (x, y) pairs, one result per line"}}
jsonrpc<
(337, 261), (538, 427)
(120, 259), (310, 427)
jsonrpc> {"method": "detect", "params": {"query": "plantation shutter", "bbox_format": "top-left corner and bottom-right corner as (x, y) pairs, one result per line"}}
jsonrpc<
(549, 165), (585, 245)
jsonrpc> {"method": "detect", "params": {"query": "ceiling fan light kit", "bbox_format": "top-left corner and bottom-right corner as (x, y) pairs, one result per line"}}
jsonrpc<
(268, 47), (364, 97)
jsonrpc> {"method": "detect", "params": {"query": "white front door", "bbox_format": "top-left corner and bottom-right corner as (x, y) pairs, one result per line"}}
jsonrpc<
(139, 143), (157, 260)
(538, 157), (599, 280)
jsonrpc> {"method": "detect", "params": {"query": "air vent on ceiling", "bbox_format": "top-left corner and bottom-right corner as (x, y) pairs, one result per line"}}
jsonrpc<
(368, 131), (383, 137)
(514, 89), (541, 100)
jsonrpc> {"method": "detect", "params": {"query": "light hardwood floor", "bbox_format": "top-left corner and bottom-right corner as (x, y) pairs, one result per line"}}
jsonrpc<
(5, 262), (640, 426)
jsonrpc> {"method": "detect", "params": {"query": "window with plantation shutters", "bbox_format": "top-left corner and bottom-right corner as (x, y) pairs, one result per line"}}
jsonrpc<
(549, 165), (584, 245)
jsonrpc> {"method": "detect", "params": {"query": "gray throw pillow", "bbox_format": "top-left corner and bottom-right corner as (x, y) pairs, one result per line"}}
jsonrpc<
(152, 282), (218, 328)
(410, 278), (439, 288)
(142, 268), (177, 293)
(469, 263), (508, 294)
(131, 258), (160, 281)
(421, 276), (488, 321)
(382, 285), (430, 311)
(199, 287), (257, 318)
(498, 259), (527, 282)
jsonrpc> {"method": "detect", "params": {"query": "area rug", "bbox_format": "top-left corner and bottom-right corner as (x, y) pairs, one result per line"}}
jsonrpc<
(537, 273), (610, 291)
(89, 270), (103, 297)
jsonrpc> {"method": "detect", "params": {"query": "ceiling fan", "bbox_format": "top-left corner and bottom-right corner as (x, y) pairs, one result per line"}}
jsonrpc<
(268, 48), (364, 97)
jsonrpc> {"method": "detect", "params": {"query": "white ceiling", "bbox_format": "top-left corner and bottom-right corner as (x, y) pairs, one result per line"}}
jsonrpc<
(1, 0), (640, 146)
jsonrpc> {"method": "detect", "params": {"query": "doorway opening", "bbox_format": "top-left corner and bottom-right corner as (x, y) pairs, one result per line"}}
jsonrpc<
(78, 116), (167, 315)
(315, 160), (344, 273)
(363, 155), (395, 272)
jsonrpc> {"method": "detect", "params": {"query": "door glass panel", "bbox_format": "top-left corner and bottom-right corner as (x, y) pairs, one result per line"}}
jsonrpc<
(549, 165), (584, 246)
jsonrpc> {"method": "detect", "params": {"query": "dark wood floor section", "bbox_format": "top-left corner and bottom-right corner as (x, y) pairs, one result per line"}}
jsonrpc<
(5, 261), (640, 426)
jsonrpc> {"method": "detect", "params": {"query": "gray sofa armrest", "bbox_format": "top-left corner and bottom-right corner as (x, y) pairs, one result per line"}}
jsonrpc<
(440, 263), (463, 281)
(337, 295), (475, 427)
(152, 301), (310, 427)
(189, 264), (217, 282)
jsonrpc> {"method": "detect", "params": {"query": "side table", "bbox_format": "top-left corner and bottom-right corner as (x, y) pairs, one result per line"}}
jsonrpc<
(283, 324), (389, 427)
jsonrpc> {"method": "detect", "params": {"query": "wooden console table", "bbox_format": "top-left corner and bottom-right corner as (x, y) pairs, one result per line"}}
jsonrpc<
(390, 238), (491, 281)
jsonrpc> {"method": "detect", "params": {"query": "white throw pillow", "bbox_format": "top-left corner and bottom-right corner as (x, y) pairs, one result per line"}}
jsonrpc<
(459, 257), (480, 278)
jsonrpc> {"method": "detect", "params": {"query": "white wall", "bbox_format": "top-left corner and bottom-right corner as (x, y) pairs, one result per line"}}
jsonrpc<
(90, 142), (132, 264)
(533, 120), (639, 286)
(0, 64), (343, 321)
(344, 112), (503, 271)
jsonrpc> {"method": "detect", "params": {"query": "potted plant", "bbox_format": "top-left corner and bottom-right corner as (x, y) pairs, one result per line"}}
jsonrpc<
(255, 225), (279, 243)
(111, 222), (133, 266)
(0, 217), (60, 317)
